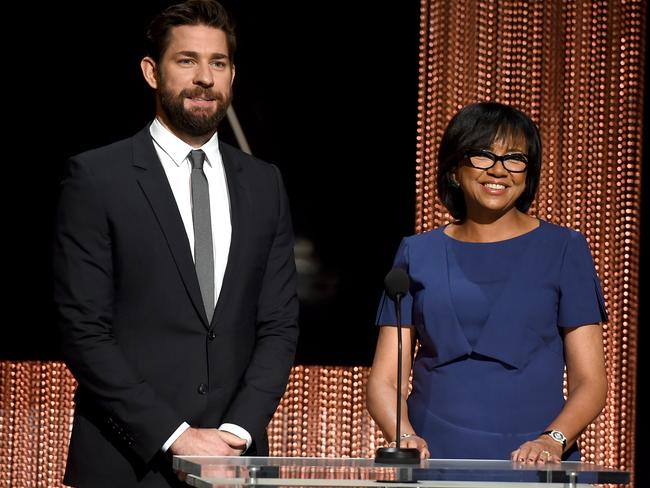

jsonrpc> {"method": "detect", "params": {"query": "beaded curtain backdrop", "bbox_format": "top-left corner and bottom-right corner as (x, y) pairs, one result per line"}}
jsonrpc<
(414, 0), (644, 484)
(0, 1), (644, 487)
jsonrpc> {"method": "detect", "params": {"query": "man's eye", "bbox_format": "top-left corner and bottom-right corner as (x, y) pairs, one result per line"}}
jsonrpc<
(211, 61), (227, 68)
(178, 58), (194, 65)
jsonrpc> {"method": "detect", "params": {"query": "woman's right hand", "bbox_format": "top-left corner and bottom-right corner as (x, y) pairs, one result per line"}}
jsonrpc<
(394, 434), (429, 460)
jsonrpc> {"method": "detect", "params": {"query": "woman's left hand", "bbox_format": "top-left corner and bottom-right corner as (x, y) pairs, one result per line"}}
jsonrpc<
(511, 437), (562, 464)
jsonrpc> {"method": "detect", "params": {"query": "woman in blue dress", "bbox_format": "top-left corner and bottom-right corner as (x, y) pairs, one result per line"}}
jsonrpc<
(367, 102), (607, 464)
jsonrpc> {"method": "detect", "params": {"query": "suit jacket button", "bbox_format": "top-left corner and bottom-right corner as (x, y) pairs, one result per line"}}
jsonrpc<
(208, 331), (216, 341)
(198, 383), (208, 395)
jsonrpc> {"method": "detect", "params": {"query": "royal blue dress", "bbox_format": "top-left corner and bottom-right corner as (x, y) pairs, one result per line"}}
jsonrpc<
(376, 220), (607, 460)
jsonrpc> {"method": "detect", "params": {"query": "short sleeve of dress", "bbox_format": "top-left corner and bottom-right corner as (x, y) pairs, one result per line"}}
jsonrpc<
(557, 231), (608, 327)
(375, 238), (414, 326)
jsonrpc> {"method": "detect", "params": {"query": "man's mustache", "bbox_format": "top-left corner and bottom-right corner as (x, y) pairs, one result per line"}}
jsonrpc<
(180, 88), (226, 102)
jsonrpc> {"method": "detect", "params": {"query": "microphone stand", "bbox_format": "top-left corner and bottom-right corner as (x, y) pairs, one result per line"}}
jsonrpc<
(375, 292), (421, 464)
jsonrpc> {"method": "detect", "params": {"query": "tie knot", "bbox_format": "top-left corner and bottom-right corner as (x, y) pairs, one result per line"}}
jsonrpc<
(189, 149), (206, 170)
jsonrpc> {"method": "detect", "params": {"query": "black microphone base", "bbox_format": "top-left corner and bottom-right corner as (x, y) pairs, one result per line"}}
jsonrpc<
(374, 447), (421, 464)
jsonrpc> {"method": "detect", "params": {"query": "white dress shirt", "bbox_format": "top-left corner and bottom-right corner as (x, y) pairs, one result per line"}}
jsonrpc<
(149, 119), (251, 453)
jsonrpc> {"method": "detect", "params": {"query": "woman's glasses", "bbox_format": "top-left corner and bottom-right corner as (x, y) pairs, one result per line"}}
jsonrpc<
(464, 149), (528, 173)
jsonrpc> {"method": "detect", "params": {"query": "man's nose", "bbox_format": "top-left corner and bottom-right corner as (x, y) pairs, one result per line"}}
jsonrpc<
(193, 63), (214, 87)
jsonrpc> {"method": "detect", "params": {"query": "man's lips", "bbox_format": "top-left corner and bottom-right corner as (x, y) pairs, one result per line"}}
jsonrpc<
(186, 96), (217, 108)
(188, 95), (216, 101)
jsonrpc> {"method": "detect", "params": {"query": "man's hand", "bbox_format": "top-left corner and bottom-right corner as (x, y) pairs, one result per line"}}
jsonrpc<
(217, 430), (247, 454)
(171, 428), (246, 483)
(170, 427), (241, 456)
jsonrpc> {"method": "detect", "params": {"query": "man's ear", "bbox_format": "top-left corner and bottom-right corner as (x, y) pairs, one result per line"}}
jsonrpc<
(140, 57), (158, 89)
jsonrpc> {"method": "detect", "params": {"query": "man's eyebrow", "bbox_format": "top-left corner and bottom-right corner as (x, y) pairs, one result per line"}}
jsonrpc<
(174, 50), (229, 59)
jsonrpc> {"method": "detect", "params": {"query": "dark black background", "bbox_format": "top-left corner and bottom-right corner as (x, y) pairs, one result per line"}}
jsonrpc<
(1, 1), (645, 480)
(2, 1), (419, 364)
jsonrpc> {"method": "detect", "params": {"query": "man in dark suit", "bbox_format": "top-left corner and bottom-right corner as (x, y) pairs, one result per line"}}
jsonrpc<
(53, 1), (299, 486)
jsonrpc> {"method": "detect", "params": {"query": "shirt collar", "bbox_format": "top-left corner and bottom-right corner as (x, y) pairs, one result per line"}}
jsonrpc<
(150, 117), (221, 168)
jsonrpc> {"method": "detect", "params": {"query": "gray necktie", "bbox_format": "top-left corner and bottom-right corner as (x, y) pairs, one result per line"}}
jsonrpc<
(189, 149), (214, 323)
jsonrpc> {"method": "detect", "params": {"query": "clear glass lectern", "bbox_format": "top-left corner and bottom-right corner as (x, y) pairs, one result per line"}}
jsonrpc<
(173, 456), (630, 488)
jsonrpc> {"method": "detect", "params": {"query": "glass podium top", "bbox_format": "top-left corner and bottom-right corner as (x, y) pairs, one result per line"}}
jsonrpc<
(172, 456), (630, 487)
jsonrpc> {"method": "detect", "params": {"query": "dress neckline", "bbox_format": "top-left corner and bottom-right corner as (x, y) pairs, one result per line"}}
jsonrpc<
(442, 219), (543, 245)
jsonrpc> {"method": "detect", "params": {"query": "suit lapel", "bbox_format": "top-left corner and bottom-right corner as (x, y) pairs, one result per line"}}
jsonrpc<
(130, 126), (209, 327)
(212, 142), (247, 326)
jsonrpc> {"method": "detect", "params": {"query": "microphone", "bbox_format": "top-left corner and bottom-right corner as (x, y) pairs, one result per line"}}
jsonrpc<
(375, 268), (421, 465)
(384, 267), (410, 301)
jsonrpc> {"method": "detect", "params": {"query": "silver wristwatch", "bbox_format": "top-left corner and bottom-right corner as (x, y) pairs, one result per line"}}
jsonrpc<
(542, 429), (567, 448)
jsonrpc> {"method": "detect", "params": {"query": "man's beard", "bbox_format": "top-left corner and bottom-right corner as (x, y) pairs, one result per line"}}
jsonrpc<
(158, 83), (231, 137)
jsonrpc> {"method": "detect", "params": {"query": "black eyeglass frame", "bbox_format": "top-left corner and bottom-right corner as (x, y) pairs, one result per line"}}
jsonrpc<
(463, 149), (529, 173)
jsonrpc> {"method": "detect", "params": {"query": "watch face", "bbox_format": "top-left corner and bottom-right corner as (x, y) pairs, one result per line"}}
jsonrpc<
(550, 430), (566, 443)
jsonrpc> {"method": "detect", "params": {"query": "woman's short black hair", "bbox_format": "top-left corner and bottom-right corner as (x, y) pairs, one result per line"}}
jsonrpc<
(437, 101), (542, 220)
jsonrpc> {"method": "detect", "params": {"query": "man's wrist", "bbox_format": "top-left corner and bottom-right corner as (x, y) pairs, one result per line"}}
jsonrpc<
(162, 422), (190, 452)
(218, 423), (252, 451)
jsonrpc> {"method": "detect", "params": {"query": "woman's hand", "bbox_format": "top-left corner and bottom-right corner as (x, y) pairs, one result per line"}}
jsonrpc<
(511, 436), (562, 464)
(390, 434), (430, 460)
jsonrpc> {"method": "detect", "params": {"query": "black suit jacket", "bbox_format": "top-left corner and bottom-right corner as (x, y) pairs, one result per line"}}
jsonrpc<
(53, 125), (299, 487)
